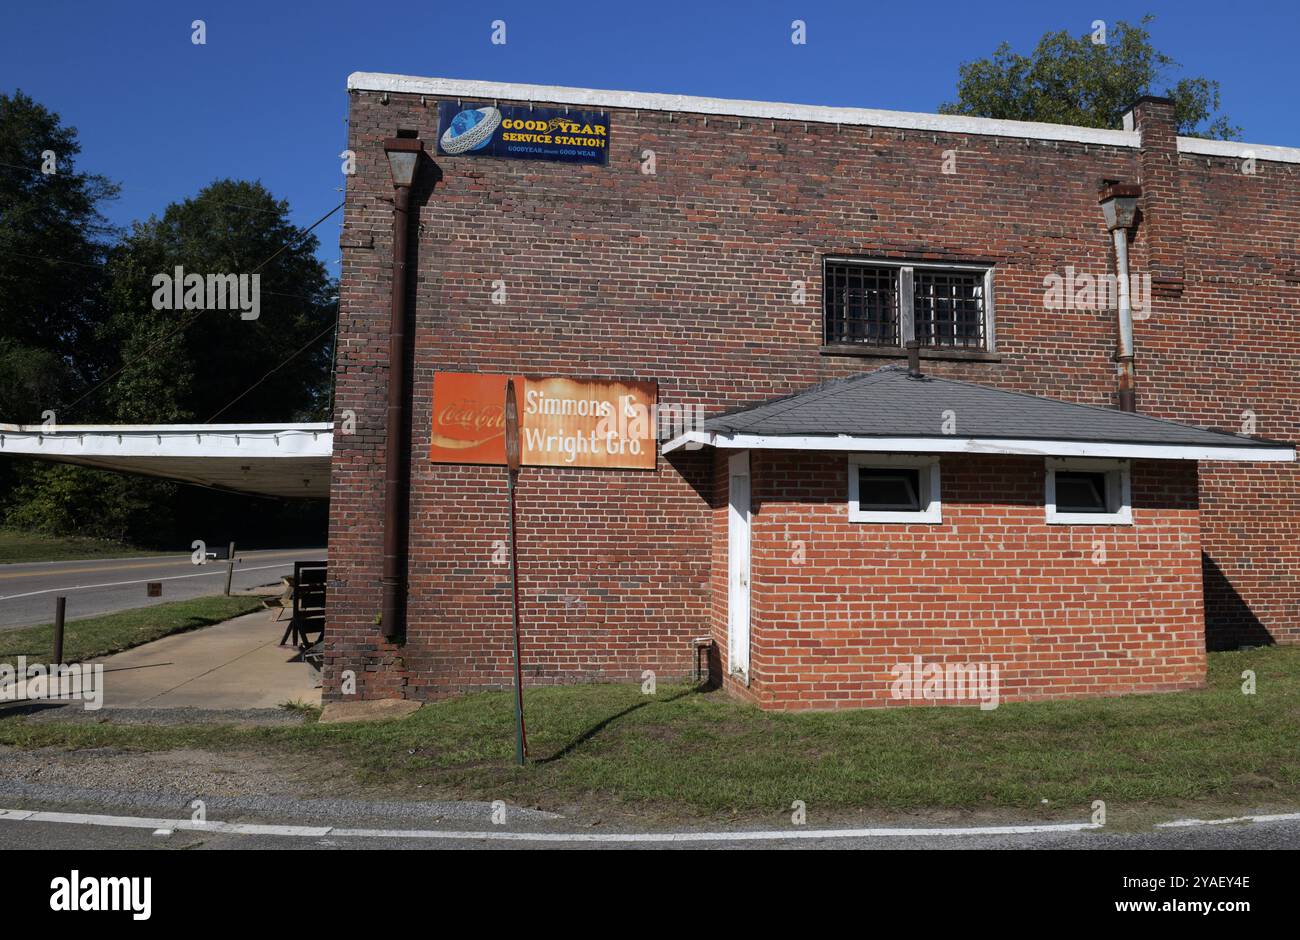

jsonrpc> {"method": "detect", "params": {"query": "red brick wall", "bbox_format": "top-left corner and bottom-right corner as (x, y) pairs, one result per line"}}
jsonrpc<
(1132, 98), (1186, 296)
(733, 453), (1206, 710)
(1153, 147), (1300, 648)
(326, 82), (1298, 703)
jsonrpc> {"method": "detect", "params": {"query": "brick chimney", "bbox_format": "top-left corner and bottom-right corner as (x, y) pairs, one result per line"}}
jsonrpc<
(1124, 96), (1185, 298)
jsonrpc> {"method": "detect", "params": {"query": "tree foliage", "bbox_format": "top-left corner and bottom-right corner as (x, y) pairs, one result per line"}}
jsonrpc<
(3, 463), (175, 543)
(0, 90), (118, 421)
(102, 179), (337, 423)
(0, 92), (334, 546)
(939, 16), (1240, 140)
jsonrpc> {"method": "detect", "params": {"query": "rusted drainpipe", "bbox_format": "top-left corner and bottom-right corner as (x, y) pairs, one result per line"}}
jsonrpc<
(1099, 183), (1142, 412)
(905, 339), (923, 378)
(1111, 228), (1137, 412)
(380, 136), (424, 639)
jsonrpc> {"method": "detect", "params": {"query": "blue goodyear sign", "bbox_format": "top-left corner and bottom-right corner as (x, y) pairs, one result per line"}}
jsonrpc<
(437, 102), (610, 165)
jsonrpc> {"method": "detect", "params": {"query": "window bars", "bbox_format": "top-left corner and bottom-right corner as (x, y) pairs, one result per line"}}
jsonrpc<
(824, 260), (989, 350)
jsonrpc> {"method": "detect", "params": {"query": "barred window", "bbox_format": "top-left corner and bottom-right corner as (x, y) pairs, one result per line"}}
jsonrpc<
(823, 260), (992, 351)
(824, 263), (899, 346)
(914, 269), (986, 349)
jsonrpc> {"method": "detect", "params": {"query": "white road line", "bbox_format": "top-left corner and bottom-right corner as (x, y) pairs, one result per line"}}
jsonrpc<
(0, 555), (179, 570)
(330, 822), (1102, 842)
(0, 563), (305, 602)
(0, 809), (330, 837)
(0, 807), (1100, 842)
(0, 550), (316, 572)
(1157, 811), (1300, 828)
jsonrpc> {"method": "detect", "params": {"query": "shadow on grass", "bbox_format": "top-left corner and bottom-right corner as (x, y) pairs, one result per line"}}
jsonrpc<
(534, 685), (703, 765)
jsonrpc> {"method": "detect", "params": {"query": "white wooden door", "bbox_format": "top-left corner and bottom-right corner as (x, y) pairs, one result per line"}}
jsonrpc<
(727, 451), (751, 684)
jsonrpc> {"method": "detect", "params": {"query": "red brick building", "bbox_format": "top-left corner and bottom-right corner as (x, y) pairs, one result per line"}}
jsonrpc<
(327, 72), (1298, 710)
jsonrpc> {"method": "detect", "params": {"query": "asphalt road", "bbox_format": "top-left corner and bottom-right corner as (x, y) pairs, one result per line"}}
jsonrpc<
(0, 549), (326, 629)
(1, 812), (1297, 850)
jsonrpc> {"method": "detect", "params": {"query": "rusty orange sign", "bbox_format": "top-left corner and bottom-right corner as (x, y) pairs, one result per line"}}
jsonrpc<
(430, 372), (657, 469)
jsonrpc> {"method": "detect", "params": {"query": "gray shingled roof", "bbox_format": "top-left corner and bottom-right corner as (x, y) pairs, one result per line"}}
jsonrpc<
(699, 367), (1290, 451)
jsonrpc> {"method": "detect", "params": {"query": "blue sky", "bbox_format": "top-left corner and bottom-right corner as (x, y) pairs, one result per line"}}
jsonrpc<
(4, 0), (1297, 262)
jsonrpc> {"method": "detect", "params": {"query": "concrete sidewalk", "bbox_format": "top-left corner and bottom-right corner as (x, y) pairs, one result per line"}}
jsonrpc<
(94, 610), (321, 709)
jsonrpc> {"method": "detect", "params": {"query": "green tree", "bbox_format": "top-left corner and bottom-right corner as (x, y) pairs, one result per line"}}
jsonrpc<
(0, 90), (119, 420)
(0, 91), (153, 544)
(939, 16), (1239, 140)
(102, 179), (337, 423)
(0, 94), (335, 546)
(3, 463), (174, 543)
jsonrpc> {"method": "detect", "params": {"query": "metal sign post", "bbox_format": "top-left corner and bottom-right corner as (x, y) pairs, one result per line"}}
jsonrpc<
(223, 541), (237, 596)
(53, 596), (66, 665)
(504, 379), (528, 765)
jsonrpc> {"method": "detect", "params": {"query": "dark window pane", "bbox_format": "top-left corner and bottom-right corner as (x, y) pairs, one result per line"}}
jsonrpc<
(914, 269), (985, 349)
(824, 262), (899, 346)
(859, 468), (921, 511)
(1055, 471), (1108, 513)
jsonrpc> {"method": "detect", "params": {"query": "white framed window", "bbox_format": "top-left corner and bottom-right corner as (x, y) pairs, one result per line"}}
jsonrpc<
(848, 454), (942, 523)
(1045, 458), (1132, 525)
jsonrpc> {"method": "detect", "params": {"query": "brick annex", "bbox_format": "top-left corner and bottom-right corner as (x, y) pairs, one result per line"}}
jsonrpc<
(327, 72), (1299, 711)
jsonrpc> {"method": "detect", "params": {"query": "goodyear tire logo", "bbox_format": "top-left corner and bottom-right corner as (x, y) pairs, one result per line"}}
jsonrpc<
(440, 106), (502, 154)
(436, 102), (609, 165)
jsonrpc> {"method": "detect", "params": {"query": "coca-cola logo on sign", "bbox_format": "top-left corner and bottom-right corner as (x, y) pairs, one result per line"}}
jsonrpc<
(438, 400), (504, 432)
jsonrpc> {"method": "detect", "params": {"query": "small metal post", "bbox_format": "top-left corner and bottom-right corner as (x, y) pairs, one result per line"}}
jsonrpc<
(504, 379), (527, 765)
(223, 541), (237, 596)
(53, 596), (66, 664)
(507, 469), (525, 765)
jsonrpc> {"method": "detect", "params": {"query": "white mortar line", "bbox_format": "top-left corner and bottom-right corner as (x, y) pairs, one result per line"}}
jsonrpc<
(0, 807), (1100, 842)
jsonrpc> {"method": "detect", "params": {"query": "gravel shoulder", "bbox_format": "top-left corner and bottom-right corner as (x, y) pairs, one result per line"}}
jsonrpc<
(0, 743), (558, 825)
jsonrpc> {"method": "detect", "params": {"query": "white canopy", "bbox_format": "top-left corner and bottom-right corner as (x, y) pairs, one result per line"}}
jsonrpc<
(0, 423), (332, 499)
